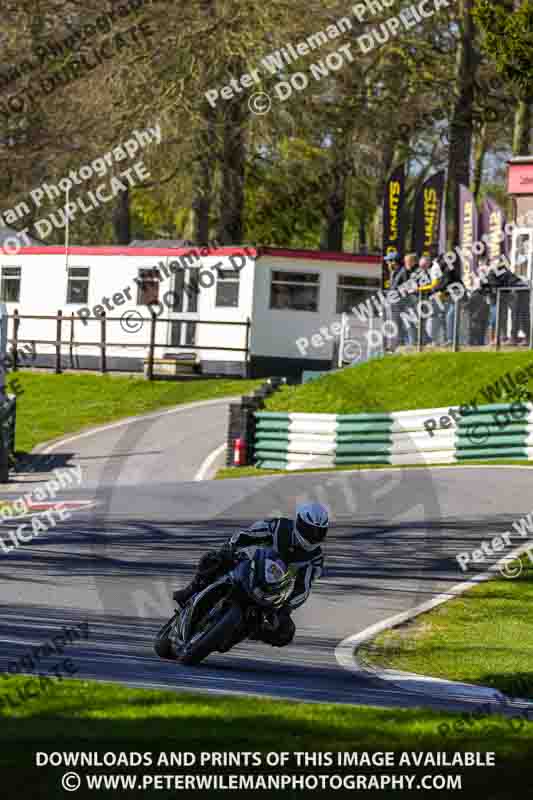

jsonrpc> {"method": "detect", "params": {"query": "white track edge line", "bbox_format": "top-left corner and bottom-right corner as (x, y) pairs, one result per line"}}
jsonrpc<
(335, 541), (533, 706)
(194, 443), (227, 482)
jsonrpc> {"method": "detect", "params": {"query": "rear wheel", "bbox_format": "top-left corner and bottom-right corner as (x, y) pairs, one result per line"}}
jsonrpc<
(180, 604), (242, 666)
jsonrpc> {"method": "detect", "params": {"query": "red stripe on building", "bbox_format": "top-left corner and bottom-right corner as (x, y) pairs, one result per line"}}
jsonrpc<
(10, 245), (380, 263)
(258, 247), (381, 264)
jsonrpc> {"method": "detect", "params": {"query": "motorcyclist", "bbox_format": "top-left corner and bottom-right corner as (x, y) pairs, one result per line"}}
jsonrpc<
(173, 502), (328, 647)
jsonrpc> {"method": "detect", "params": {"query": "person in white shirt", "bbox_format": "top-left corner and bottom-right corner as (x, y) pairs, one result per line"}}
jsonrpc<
(415, 256), (445, 345)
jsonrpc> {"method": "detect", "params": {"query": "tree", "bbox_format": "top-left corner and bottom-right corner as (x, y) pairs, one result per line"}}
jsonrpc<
(447, 0), (478, 246)
(474, 0), (533, 154)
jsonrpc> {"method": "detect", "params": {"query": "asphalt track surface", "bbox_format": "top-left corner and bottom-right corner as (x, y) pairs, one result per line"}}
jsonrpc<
(2, 396), (533, 714)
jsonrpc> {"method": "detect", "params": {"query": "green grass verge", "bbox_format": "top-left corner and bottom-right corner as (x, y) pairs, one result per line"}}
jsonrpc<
(265, 352), (533, 414)
(216, 464), (388, 479)
(215, 460), (533, 480)
(8, 373), (261, 455)
(360, 563), (533, 701)
(1, 675), (533, 798)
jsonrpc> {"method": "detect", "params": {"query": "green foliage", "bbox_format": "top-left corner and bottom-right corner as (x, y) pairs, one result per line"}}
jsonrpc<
(474, 0), (533, 95)
(0, 1), (518, 251)
(244, 138), (326, 247)
(477, 181), (509, 210)
(131, 191), (192, 240)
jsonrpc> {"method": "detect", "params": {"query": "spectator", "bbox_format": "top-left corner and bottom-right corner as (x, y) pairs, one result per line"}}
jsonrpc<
(511, 283), (530, 346)
(385, 252), (406, 350)
(414, 256), (439, 344)
(418, 254), (464, 346)
(415, 256), (431, 282)
(415, 256), (445, 345)
(478, 264), (498, 345)
(388, 253), (406, 288)
(396, 253), (420, 346)
(383, 252), (399, 290)
(484, 260), (530, 345)
(468, 268), (491, 346)
(488, 296), (498, 345)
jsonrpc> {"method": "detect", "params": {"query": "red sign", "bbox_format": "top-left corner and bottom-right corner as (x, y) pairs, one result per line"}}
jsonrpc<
(508, 162), (533, 194)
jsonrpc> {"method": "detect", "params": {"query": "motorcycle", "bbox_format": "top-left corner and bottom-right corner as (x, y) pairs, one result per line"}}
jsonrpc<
(154, 547), (294, 666)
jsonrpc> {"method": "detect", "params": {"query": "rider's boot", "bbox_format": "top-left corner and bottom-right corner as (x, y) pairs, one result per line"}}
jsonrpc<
(173, 548), (230, 608)
(173, 575), (206, 608)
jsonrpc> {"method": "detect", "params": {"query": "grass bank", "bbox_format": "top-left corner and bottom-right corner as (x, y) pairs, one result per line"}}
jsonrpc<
(216, 352), (533, 477)
(8, 373), (261, 455)
(1, 675), (532, 798)
(265, 352), (533, 414)
(360, 562), (533, 701)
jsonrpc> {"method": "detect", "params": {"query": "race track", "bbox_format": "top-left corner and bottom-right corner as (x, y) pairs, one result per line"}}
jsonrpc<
(2, 398), (532, 714)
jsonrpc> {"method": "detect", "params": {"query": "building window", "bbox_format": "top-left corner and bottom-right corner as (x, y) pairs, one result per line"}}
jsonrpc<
(185, 321), (196, 345)
(170, 321), (181, 347)
(136, 269), (160, 305)
(170, 321), (196, 347)
(172, 268), (185, 312)
(187, 268), (199, 313)
(170, 268), (199, 312)
(336, 275), (381, 314)
(66, 267), (89, 304)
(216, 268), (240, 307)
(0, 266), (21, 302)
(270, 271), (319, 311)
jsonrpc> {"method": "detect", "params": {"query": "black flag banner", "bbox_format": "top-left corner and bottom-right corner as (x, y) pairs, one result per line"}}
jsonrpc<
(480, 196), (508, 265)
(457, 184), (479, 291)
(411, 170), (446, 260)
(382, 164), (406, 287)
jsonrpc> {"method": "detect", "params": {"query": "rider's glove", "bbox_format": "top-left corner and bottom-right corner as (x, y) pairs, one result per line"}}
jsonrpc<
(219, 541), (236, 562)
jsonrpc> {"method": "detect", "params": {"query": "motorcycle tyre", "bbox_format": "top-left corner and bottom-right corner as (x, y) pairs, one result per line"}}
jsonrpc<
(179, 603), (242, 666)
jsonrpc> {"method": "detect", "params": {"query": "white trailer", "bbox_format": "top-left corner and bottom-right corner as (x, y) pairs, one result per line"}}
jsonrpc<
(0, 244), (381, 378)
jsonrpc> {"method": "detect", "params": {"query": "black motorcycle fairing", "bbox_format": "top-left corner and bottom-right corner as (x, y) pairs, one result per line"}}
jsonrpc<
(155, 547), (294, 666)
(180, 576), (234, 643)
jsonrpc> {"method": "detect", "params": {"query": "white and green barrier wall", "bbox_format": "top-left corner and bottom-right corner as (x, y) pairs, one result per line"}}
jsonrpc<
(254, 402), (533, 470)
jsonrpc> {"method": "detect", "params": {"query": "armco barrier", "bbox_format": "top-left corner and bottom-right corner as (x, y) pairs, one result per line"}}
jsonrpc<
(253, 401), (533, 470)
(0, 394), (16, 481)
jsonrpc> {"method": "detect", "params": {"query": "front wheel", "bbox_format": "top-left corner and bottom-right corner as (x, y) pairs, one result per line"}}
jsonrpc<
(154, 614), (178, 659)
(180, 604), (242, 666)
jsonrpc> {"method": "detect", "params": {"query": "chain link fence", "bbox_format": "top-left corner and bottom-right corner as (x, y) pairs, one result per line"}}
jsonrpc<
(336, 287), (533, 366)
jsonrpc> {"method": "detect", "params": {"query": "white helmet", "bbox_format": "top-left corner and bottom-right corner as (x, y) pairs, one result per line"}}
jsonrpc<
(294, 503), (329, 551)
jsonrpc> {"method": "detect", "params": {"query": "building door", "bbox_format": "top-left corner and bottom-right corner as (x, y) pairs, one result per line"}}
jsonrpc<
(170, 320), (197, 348)
(167, 266), (199, 348)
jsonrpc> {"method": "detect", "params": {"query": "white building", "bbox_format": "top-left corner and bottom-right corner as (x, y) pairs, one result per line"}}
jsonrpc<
(0, 244), (381, 378)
